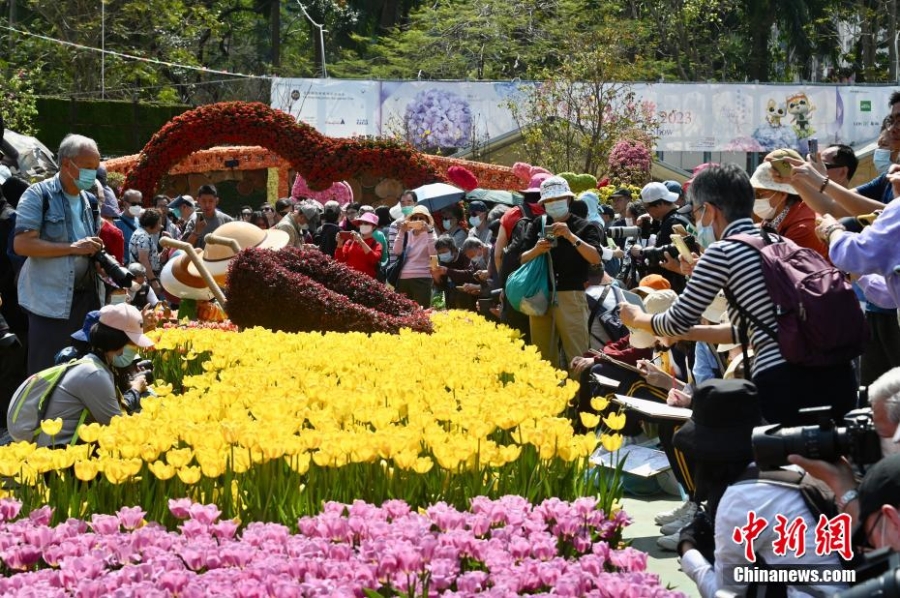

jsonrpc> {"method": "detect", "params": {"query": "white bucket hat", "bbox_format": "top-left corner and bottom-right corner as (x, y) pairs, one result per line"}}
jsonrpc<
(538, 176), (575, 203)
(749, 162), (797, 195)
(629, 289), (678, 349)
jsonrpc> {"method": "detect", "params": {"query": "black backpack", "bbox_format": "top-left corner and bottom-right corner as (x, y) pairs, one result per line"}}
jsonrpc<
(499, 202), (536, 286)
(587, 284), (629, 347)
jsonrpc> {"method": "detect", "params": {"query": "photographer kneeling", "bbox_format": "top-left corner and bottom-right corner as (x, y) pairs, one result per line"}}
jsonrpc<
(674, 379), (850, 597)
(9, 304), (154, 447)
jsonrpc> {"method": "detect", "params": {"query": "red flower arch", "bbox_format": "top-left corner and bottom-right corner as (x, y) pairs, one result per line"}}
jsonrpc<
(123, 101), (440, 200)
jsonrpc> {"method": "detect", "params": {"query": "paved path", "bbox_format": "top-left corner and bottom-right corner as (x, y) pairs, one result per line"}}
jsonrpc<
(622, 495), (701, 598)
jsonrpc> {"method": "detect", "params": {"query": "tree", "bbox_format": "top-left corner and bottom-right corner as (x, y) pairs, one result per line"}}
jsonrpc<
(0, 68), (39, 135)
(509, 42), (659, 177)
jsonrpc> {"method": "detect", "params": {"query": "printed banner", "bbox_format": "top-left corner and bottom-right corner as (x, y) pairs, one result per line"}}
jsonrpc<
(271, 78), (898, 153)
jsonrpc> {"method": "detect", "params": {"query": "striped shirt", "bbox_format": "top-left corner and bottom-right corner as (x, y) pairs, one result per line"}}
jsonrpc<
(651, 219), (785, 377)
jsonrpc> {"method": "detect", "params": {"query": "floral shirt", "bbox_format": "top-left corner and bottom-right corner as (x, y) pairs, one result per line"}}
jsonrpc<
(129, 228), (160, 275)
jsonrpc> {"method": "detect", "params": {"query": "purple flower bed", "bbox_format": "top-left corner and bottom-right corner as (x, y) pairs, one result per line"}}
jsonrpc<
(0, 496), (683, 597)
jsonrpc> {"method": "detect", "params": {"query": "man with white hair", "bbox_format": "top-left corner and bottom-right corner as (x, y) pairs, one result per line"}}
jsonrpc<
(14, 133), (103, 374)
(869, 367), (900, 456)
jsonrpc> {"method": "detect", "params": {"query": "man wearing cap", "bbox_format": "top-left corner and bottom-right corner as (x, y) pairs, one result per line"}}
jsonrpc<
(631, 181), (692, 293)
(168, 195), (195, 237)
(675, 380), (849, 598)
(609, 188), (632, 226)
(13, 134), (104, 375)
(787, 453), (900, 556)
(275, 199), (318, 247)
(181, 184), (234, 249)
(467, 201), (491, 245)
(519, 176), (604, 369)
(664, 180), (685, 208)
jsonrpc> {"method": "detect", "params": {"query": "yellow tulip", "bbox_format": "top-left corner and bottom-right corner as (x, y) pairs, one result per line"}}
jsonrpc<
(603, 412), (627, 431)
(39, 418), (63, 437)
(590, 397), (610, 412)
(177, 465), (202, 485)
(166, 448), (194, 469)
(600, 433), (623, 452)
(148, 460), (175, 481)
(579, 412), (600, 429)
(74, 460), (99, 482)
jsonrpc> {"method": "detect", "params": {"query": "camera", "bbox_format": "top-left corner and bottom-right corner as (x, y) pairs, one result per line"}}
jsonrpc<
(541, 233), (558, 247)
(92, 250), (135, 289)
(134, 359), (153, 384)
(835, 548), (900, 598)
(641, 235), (699, 264)
(839, 211), (881, 234)
(752, 406), (882, 470)
(607, 225), (642, 240)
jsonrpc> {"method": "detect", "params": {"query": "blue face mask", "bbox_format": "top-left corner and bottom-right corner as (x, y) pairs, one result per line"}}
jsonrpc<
(442, 219), (453, 230)
(72, 165), (98, 192)
(112, 345), (138, 369)
(438, 252), (453, 263)
(172, 208), (182, 220)
(469, 215), (481, 227)
(696, 206), (717, 249)
(873, 148), (892, 175)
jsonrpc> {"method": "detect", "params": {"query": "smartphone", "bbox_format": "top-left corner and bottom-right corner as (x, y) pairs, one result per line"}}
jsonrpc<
(429, 255), (439, 269)
(196, 213), (205, 223)
(807, 137), (819, 162)
(339, 231), (353, 242)
(671, 234), (694, 263)
(771, 158), (792, 178)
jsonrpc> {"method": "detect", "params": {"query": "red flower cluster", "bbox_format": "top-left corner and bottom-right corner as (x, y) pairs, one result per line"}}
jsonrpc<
(225, 247), (433, 335)
(123, 102), (440, 199)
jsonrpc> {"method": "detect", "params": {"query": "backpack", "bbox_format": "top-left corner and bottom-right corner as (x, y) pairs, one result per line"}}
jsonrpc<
(587, 284), (630, 347)
(7, 358), (90, 444)
(724, 230), (867, 368)
(499, 202), (537, 287)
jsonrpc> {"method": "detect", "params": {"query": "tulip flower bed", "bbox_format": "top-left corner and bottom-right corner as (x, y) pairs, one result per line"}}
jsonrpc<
(0, 496), (682, 597)
(0, 312), (627, 530)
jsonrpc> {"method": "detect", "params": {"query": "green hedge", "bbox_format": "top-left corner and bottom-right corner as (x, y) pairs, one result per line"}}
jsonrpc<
(35, 98), (191, 158)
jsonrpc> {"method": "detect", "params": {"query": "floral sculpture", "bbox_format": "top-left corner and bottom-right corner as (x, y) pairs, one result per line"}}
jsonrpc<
(123, 102), (439, 198)
(291, 173), (354, 206)
(225, 246), (433, 334)
(404, 89), (473, 149)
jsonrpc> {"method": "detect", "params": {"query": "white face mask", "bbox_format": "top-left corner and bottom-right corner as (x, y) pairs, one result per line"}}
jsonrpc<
(359, 224), (374, 235)
(874, 148), (893, 175)
(544, 199), (569, 220)
(624, 218), (634, 227)
(753, 198), (777, 220)
(128, 205), (142, 217)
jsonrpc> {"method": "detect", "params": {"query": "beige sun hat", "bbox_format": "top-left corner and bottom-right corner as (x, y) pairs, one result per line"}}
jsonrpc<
(629, 289), (678, 349)
(749, 162), (797, 195)
(187, 221), (289, 279)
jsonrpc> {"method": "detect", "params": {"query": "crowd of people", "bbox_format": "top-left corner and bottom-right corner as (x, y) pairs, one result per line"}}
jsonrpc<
(2, 101), (900, 595)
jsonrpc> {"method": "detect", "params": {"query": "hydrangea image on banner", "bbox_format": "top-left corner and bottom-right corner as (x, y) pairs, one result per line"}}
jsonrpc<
(404, 88), (473, 149)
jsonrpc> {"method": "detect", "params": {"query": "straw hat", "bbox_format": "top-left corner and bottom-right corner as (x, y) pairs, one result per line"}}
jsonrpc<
(159, 250), (216, 300)
(187, 221), (289, 279)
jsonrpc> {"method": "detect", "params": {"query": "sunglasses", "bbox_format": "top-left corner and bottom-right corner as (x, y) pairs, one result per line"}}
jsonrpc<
(823, 162), (841, 170)
(262, 207), (274, 212)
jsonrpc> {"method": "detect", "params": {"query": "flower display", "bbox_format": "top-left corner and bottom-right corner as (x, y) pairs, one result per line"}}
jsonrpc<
(122, 102), (440, 198)
(291, 173), (354, 206)
(404, 89), (474, 149)
(607, 139), (652, 186)
(0, 312), (623, 527)
(225, 246), (434, 335)
(0, 496), (680, 597)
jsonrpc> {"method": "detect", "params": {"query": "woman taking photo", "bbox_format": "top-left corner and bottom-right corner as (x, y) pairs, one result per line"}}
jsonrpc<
(335, 212), (383, 278)
(30, 304), (154, 447)
(393, 205), (437, 308)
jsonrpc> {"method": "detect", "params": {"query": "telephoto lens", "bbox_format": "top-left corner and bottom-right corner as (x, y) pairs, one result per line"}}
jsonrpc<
(92, 250), (135, 288)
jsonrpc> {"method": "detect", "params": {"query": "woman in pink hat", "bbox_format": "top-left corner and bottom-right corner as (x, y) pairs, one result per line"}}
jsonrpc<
(334, 212), (384, 278)
(17, 304), (154, 448)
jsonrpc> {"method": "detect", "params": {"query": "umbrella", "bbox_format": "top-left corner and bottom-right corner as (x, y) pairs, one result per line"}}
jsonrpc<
(413, 182), (465, 213)
(465, 188), (523, 206)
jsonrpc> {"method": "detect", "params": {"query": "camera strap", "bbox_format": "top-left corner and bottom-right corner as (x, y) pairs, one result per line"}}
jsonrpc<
(722, 286), (754, 380)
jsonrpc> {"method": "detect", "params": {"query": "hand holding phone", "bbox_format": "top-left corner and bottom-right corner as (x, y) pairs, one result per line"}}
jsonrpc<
(671, 234), (694, 264)
(338, 231), (353, 242)
(807, 138), (819, 162)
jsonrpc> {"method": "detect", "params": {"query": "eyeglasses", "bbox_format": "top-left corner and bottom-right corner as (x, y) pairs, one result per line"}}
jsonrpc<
(887, 117), (900, 129)
(241, 211), (252, 216)
(860, 510), (885, 551)
(823, 162), (841, 170)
